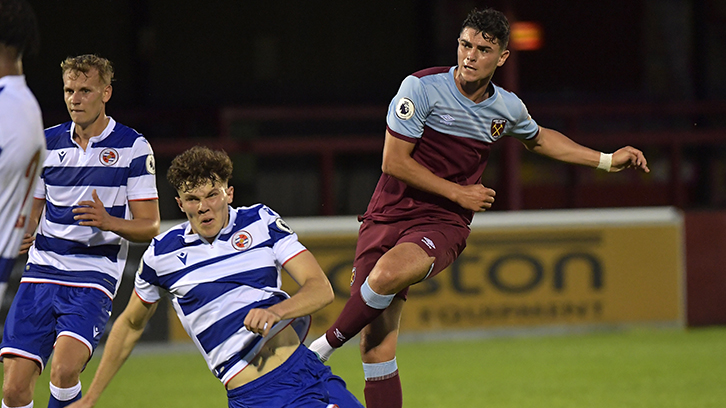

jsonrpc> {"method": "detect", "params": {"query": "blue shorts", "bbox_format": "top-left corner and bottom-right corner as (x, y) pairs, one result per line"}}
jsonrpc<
(0, 282), (113, 371)
(227, 345), (363, 408)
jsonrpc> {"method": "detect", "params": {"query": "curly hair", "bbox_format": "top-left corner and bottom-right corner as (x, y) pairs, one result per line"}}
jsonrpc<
(0, 0), (39, 57)
(60, 54), (115, 85)
(167, 146), (233, 194)
(461, 7), (510, 50)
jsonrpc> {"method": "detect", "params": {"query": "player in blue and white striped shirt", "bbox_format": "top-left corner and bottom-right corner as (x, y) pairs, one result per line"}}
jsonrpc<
(1, 55), (160, 408)
(71, 146), (362, 408)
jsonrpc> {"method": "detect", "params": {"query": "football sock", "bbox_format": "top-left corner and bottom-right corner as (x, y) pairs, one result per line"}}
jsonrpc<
(2, 400), (33, 408)
(308, 334), (334, 362)
(325, 277), (393, 348)
(363, 358), (402, 408)
(48, 381), (81, 408)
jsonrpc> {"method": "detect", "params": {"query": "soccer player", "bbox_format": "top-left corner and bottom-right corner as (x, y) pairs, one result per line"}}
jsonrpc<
(308, 7), (651, 408)
(0, 0), (45, 312)
(68, 146), (362, 408)
(1, 54), (160, 408)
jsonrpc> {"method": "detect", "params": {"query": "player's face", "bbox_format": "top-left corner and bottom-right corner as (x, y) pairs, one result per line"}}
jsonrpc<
(176, 181), (235, 242)
(456, 27), (510, 86)
(63, 68), (112, 129)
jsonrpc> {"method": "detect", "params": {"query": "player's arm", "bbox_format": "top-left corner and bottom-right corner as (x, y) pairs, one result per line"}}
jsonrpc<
(521, 126), (650, 173)
(68, 294), (158, 408)
(18, 198), (46, 255)
(72, 190), (160, 242)
(244, 250), (334, 337)
(381, 130), (496, 212)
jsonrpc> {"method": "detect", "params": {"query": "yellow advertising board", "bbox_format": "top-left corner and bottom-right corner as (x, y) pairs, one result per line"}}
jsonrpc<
(285, 208), (684, 336)
(168, 208), (683, 340)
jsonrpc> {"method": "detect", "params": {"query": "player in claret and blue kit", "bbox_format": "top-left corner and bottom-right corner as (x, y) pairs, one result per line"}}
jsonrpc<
(309, 7), (651, 408)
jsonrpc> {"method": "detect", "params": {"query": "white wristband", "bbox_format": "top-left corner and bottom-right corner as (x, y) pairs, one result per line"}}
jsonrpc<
(597, 152), (612, 172)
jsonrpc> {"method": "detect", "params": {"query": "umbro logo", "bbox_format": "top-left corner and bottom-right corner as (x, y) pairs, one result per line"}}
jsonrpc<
(421, 237), (436, 250)
(58, 151), (66, 162)
(177, 252), (188, 265)
(439, 114), (455, 126)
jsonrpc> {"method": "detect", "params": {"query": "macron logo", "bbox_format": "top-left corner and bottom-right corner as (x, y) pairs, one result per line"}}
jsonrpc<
(177, 252), (188, 265)
(58, 151), (66, 162)
(93, 326), (101, 338)
(421, 237), (436, 250)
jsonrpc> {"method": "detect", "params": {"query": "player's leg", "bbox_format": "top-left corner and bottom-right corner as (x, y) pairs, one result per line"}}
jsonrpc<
(359, 298), (404, 408)
(46, 336), (90, 408)
(47, 287), (112, 408)
(1, 283), (58, 408)
(310, 241), (432, 360)
(2, 357), (40, 407)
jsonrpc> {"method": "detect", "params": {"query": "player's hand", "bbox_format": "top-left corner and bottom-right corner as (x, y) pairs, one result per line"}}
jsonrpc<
(454, 184), (496, 212)
(18, 232), (35, 255)
(66, 396), (95, 408)
(73, 189), (116, 231)
(244, 308), (282, 337)
(611, 146), (650, 173)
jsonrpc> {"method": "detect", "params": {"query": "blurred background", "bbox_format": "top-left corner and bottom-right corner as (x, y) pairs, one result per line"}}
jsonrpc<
(22, 0), (726, 220)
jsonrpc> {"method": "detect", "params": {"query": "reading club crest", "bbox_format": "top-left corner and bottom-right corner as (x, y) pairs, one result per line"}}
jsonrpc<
(395, 97), (415, 120)
(491, 119), (507, 138)
(231, 230), (253, 251)
(99, 148), (119, 166)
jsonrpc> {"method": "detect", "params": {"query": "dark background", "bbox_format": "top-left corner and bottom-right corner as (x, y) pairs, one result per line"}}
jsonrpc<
(6, 0), (726, 341)
(20, 0), (726, 219)
(23, 0), (726, 107)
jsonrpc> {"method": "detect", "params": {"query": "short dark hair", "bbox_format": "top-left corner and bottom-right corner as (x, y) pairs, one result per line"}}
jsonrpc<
(61, 54), (115, 86)
(461, 8), (510, 50)
(167, 146), (234, 194)
(0, 0), (39, 57)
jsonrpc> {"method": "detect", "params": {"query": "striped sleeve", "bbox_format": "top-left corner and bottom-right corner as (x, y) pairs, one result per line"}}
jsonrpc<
(126, 137), (158, 201)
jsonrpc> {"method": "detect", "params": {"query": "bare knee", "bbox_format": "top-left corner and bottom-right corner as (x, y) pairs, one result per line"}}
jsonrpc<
(50, 361), (82, 388)
(368, 267), (400, 294)
(3, 381), (34, 406)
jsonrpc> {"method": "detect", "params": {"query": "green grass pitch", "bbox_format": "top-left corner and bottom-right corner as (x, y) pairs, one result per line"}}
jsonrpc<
(6, 327), (725, 407)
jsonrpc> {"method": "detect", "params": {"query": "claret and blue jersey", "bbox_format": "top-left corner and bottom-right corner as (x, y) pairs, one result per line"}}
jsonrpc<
(135, 204), (312, 386)
(365, 65), (541, 226)
(23, 117), (157, 298)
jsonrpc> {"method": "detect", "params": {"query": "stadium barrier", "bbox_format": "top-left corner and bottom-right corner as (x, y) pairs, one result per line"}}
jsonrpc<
(159, 207), (686, 341)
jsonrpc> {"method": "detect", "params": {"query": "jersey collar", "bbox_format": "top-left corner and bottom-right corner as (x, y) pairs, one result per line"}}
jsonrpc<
(69, 116), (117, 147)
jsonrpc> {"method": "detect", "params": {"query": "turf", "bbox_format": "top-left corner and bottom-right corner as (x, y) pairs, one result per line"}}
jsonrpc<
(5, 327), (725, 407)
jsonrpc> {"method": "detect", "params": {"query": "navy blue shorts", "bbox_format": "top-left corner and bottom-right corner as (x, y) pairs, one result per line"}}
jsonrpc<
(0, 282), (113, 371)
(227, 345), (363, 408)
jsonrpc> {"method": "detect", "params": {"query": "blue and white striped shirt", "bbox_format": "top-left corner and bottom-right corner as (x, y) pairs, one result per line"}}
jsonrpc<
(135, 205), (311, 385)
(24, 117), (158, 298)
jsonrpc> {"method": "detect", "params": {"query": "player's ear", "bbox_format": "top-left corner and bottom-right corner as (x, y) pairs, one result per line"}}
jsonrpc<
(175, 196), (184, 212)
(497, 49), (510, 67)
(102, 84), (112, 103)
(226, 186), (234, 204)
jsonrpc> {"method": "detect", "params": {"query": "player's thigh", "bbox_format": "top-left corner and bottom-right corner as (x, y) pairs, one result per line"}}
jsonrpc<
(368, 243), (434, 294)
(54, 286), (113, 355)
(398, 221), (469, 281)
(2, 355), (41, 399)
(49, 336), (93, 385)
(0, 283), (59, 368)
(360, 297), (405, 362)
